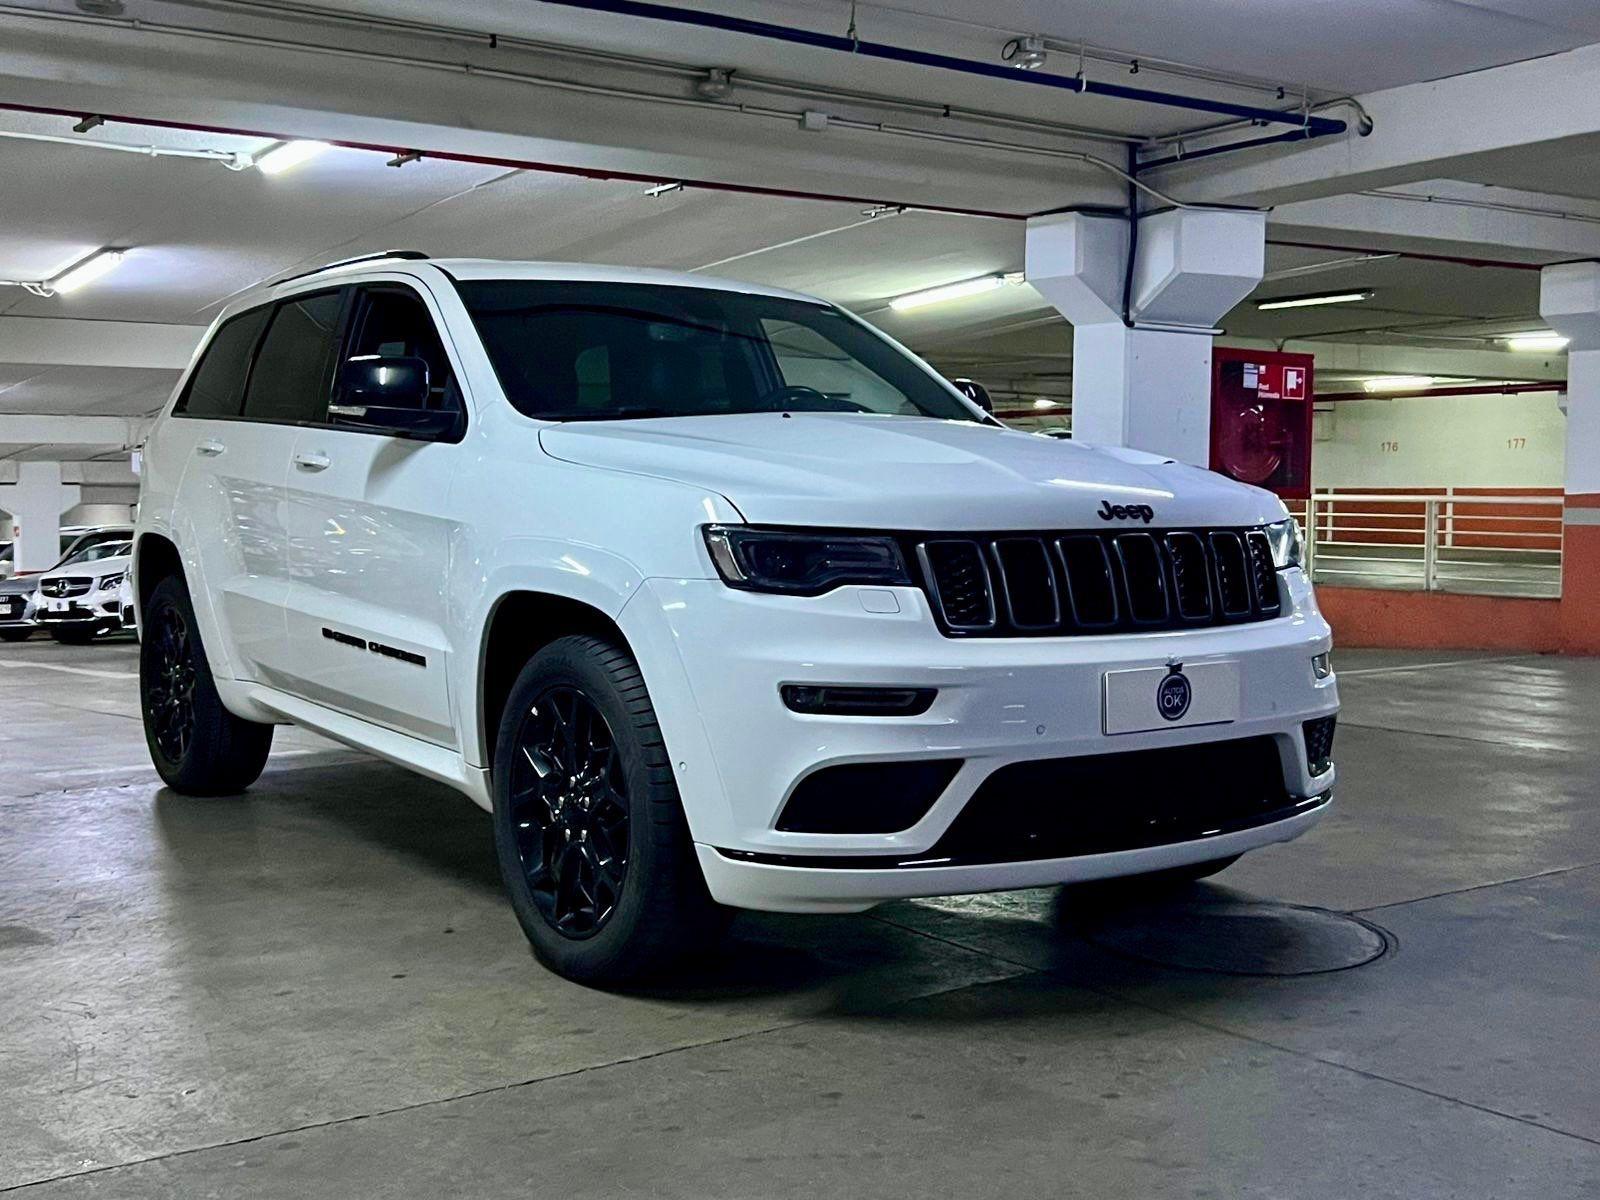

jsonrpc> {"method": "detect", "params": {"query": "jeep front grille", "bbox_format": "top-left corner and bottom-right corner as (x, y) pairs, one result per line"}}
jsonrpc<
(911, 529), (1283, 637)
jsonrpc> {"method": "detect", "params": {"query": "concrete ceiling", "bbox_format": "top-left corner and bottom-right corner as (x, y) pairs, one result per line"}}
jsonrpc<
(0, 0), (1595, 460)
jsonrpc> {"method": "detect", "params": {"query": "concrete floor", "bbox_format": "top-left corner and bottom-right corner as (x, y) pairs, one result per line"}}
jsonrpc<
(2, 635), (1598, 1197)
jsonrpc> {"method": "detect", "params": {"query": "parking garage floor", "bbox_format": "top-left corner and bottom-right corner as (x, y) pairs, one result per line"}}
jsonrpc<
(2, 639), (1597, 1198)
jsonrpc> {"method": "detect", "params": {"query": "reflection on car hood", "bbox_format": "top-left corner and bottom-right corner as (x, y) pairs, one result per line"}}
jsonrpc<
(539, 412), (1283, 529)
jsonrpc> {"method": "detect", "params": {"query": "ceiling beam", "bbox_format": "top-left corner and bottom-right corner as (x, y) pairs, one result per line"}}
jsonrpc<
(1268, 184), (1600, 261)
(0, 460), (135, 484)
(0, 416), (146, 446)
(0, 317), (202, 370)
(1152, 41), (1600, 207)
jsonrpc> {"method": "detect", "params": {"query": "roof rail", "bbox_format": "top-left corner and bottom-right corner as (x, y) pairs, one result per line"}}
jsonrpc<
(274, 249), (429, 287)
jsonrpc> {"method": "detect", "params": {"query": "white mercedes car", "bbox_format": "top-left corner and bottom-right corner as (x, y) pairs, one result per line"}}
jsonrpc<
(34, 539), (132, 643)
(132, 253), (1338, 983)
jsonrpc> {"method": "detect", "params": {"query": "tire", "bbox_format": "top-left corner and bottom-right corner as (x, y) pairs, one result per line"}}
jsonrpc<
(50, 626), (96, 645)
(140, 574), (273, 795)
(0, 628), (29, 643)
(492, 635), (725, 984)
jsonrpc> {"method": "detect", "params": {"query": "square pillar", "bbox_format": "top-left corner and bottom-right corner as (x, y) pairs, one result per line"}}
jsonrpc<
(0, 463), (81, 573)
(1025, 208), (1265, 467)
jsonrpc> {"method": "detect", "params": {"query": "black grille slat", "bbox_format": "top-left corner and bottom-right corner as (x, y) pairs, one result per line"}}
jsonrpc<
(1164, 532), (1213, 621)
(917, 540), (996, 631)
(992, 539), (1060, 629)
(1210, 532), (1252, 617)
(915, 526), (1286, 638)
(1112, 533), (1169, 625)
(1246, 530), (1282, 617)
(1057, 536), (1119, 628)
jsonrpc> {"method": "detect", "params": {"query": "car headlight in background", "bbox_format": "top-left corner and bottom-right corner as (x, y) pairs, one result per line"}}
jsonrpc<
(1264, 518), (1304, 570)
(98, 573), (124, 591)
(704, 526), (911, 595)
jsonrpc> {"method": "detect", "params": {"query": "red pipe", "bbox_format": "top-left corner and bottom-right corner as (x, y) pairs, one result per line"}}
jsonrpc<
(0, 100), (1027, 222)
(1316, 381), (1564, 402)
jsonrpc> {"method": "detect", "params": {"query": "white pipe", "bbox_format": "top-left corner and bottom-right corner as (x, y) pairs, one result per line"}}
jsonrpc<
(0, 127), (252, 167)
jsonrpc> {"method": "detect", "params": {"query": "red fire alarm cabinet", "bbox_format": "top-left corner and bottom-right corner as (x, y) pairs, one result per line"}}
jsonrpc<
(1210, 347), (1314, 500)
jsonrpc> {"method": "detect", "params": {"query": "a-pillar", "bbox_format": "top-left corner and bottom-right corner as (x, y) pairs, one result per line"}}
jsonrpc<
(1024, 207), (1265, 466)
(1540, 262), (1600, 653)
(0, 463), (80, 573)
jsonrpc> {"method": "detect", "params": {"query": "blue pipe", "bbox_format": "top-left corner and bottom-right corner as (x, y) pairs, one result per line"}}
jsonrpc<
(1137, 128), (1318, 172)
(538, 0), (1347, 138)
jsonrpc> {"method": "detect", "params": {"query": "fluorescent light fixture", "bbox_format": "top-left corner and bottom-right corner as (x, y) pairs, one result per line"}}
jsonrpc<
(1033, 398), (1058, 409)
(1362, 375), (1436, 393)
(254, 139), (329, 175)
(891, 275), (1007, 312)
(50, 249), (125, 294)
(1502, 332), (1569, 352)
(1256, 290), (1374, 311)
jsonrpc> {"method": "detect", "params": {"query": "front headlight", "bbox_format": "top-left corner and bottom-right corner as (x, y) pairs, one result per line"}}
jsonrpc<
(703, 526), (911, 595)
(1264, 518), (1304, 570)
(99, 573), (124, 591)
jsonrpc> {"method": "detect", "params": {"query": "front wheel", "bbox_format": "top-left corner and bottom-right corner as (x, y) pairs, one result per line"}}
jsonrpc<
(50, 625), (97, 645)
(491, 635), (725, 984)
(140, 574), (273, 794)
(0, 628), (29, 643)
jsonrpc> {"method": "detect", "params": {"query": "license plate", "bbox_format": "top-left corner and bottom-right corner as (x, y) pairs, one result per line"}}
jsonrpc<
(49, 598), (68, 613)
(1102, 660), (1240, 735)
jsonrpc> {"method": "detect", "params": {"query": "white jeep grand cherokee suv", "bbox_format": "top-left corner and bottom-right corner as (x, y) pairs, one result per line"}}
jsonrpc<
(134, 252), (1338, 983)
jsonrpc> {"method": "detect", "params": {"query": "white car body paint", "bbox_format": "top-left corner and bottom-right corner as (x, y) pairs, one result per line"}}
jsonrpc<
(136, 258), (1338, 913)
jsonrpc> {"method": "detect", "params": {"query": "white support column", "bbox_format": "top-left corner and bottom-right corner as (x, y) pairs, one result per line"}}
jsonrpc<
(0, 463), (81, 573)
(1541, 262), (1600, 500)
(1025, 208), (1265, 465)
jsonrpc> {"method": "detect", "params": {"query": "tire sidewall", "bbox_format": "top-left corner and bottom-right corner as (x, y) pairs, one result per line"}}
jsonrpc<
(491, 640), (674, 981)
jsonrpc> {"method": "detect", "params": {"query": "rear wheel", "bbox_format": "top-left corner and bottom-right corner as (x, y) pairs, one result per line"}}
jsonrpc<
(140, 574), (273, 794)
(491, 635), (725, 984)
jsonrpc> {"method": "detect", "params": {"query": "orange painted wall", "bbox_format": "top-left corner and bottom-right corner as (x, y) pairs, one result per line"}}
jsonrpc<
(1317, 498), (1600, 656)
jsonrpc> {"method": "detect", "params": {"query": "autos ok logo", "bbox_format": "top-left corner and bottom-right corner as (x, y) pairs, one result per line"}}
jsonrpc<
(1157, 666), (1192, 722)
(1098, 499), (1155, 523)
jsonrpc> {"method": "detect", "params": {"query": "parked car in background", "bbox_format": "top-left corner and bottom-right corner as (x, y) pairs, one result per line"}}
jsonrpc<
(0, 525), (135, 643)
(0, 571), (37, 641)
(117, 574), (138, 639)
(34, 539), (132, 644)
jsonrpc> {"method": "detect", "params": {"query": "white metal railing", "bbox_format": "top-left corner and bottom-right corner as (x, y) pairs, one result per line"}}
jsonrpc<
(1283, 490), (1563, 599)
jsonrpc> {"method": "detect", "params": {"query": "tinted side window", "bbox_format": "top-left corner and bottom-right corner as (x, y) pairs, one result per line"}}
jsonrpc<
(243, 291), (344, 424)
(177, 307), (270, 418)
(343, 287), (458, 411)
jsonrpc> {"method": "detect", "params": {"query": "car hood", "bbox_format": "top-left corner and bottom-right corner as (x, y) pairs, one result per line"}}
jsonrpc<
(39, 554), (130, 584)
(0, 573), (42, 596)
(539, 413), (1283, 530)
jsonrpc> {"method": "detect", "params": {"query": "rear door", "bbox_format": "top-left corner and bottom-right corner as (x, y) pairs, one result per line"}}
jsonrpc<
(280, 280), (465, 747)
(164, 303), (283, 681)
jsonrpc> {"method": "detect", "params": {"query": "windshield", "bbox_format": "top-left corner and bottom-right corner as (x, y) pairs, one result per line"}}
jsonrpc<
(62, 541), (130, 566)
(457, 280), (980, 423)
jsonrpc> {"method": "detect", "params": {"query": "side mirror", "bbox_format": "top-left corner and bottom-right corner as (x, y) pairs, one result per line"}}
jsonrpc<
(332, 355), (459, 438)
(951, 377), (994, 414)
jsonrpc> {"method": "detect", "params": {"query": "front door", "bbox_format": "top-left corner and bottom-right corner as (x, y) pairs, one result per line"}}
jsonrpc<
(280, 282), (466, 747)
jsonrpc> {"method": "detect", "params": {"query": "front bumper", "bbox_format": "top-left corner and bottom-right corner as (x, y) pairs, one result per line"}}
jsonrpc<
(35, 595), (121, 627)
(622, 568), (1338, 913)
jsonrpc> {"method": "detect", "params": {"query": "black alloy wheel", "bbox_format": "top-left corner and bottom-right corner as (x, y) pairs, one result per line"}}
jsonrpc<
(146, 603), (198, 763)
(138, 574), (273, 795)
(507, 686), (631, 938)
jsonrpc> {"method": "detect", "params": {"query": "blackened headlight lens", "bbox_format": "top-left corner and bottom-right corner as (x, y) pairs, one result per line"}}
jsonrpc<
(1264, 518), (1304, 570)
(99, 573), (124, 591)
(704, 526), (910, 595)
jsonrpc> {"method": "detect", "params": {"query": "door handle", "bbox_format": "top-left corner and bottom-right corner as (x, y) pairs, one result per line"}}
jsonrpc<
(293, 451), (331, 473)
(195, 439), (225, 457)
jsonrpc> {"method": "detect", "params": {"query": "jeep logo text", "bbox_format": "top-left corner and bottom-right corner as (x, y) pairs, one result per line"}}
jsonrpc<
(1097, 500), (1155, 523)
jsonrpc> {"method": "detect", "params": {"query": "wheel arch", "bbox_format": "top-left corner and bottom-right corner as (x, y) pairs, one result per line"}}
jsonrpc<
(134, 531), (184, 612)
(476, 590), (634, 769)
